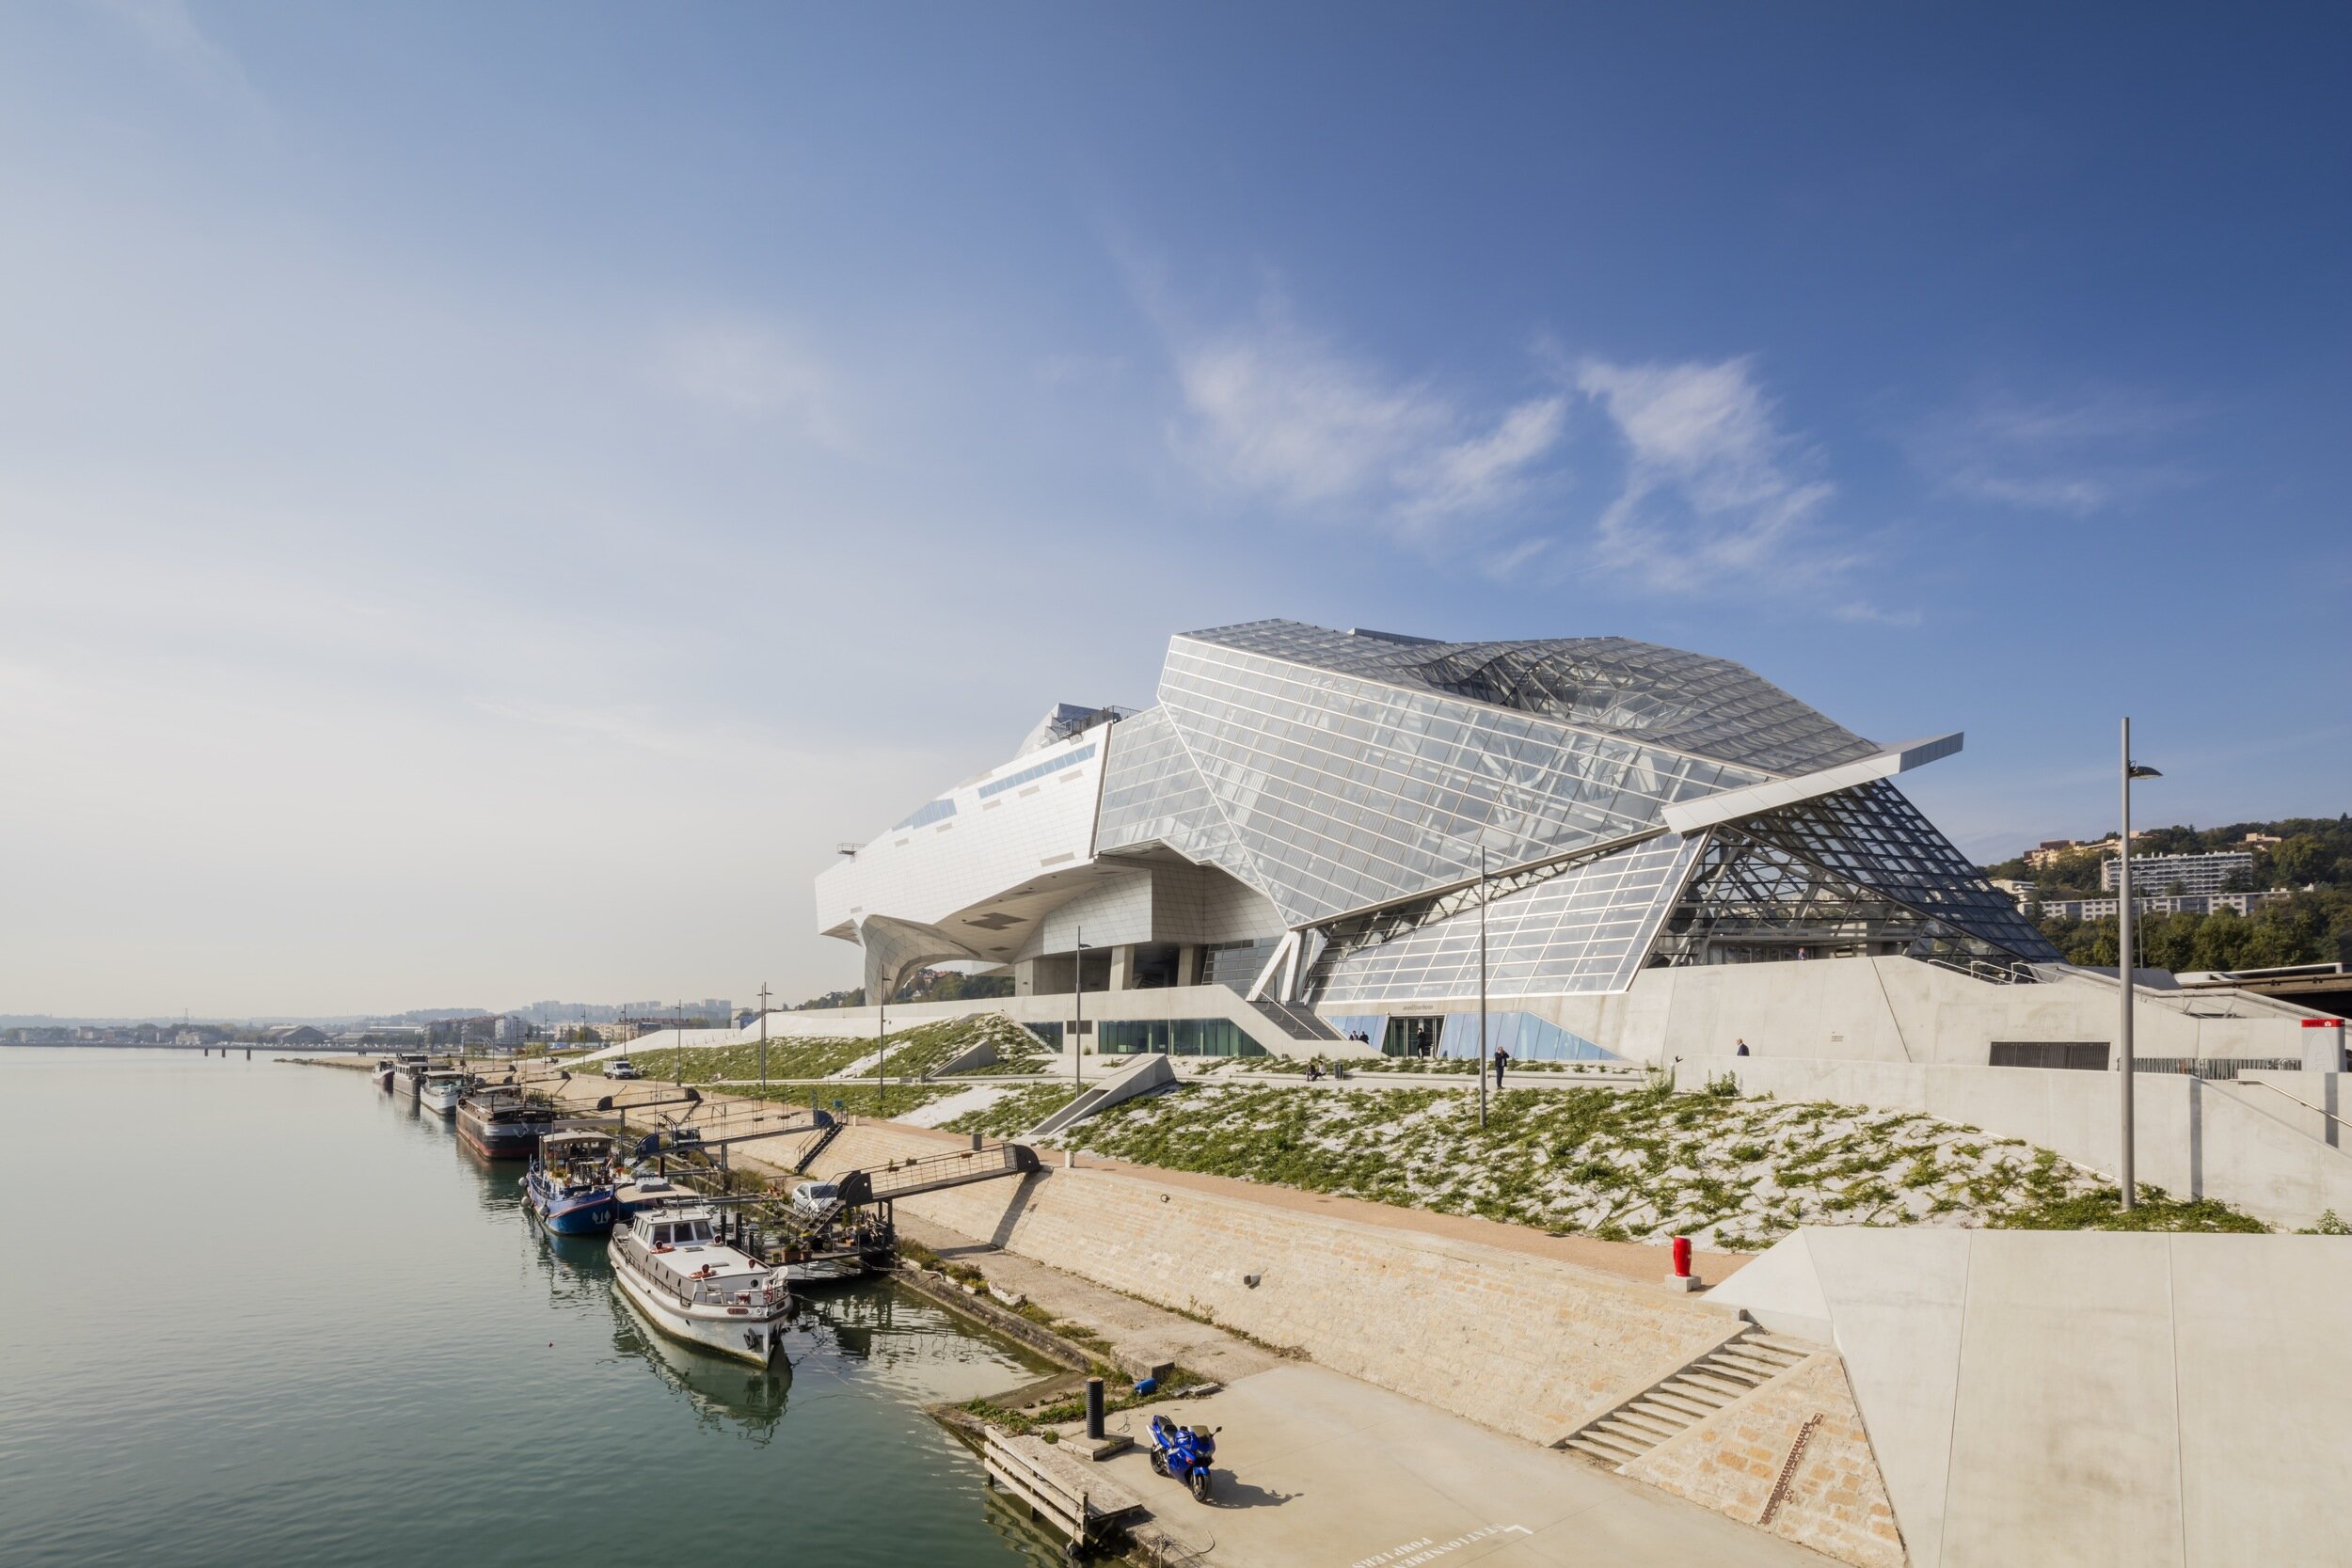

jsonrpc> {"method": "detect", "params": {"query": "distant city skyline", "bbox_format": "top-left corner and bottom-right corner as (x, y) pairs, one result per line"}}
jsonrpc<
(2, 5), (2344, 1014)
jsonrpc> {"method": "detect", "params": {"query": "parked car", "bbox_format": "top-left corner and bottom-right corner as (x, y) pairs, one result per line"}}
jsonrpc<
(607, 1057), (642, 1080)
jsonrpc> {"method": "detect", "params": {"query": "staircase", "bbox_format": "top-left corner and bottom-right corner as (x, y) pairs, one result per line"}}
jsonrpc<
(1249, 998), (1343, 1043)
(792, 1118), (843, 1174)
(1561, 1328), (1817, 1468)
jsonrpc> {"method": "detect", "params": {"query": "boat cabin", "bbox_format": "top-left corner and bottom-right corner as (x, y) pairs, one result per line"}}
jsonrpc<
(640, 1213), (716, 1251)
(537, 1131), (616, 1184)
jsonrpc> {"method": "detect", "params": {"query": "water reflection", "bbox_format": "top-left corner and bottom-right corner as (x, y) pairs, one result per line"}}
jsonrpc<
(610, 1291), (796, 1444)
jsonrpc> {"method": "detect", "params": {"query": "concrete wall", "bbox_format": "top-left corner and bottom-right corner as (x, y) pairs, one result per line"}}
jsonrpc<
(1543, 956), (2322, 1069)
(1708, 1228), (2352, 1568)
(1673, 1054), (2352, 1230)
(805, 1122), (1748, 1448)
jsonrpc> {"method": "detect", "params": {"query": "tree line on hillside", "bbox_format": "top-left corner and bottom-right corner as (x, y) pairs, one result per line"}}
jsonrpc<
(1980, 816), (2352, 972)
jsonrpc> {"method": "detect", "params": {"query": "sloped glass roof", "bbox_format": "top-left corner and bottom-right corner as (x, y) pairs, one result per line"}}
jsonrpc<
(1185, 620), (1877, 778)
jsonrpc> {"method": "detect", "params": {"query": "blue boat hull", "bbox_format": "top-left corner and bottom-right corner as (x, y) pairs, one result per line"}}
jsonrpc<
(527, 1172), (618, 1235)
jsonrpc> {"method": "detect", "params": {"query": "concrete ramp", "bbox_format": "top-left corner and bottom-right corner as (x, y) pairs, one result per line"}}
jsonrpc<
(1708, 1228), (2352, 1568)
(1025, 1053), (1174, 1141)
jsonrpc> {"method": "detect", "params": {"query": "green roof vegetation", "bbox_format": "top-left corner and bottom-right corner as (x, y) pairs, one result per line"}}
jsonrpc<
(999, 1078), (2267, 1249)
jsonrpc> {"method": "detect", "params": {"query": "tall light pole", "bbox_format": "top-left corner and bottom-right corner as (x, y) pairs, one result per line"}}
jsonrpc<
(1072, 925), (1090, 1092)
(876, 986), (888, 1115)
(757, 981), (771, 1092)
(1477, 846), (1490, 1132)
(2117, 719), (2162, 1212)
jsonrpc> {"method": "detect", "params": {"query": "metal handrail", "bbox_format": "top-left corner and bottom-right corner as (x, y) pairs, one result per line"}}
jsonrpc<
(2231, 1077), (2352, 1136)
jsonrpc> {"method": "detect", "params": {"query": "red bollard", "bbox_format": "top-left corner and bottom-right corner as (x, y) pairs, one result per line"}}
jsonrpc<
(1672, 1236), (1692, 1278)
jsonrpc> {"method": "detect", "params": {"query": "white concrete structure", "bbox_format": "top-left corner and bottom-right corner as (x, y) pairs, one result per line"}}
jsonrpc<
(1676, 1054), (2352, 1229)
(807, 621), (2090, 1063)
(1709, 1228), (2352, 1568)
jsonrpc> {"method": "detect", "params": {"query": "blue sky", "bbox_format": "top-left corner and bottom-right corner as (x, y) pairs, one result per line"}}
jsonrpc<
(3, 3), (2345, 1015)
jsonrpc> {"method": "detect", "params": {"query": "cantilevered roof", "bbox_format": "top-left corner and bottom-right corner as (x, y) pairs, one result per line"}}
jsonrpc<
(1184, 620), (1878, 777)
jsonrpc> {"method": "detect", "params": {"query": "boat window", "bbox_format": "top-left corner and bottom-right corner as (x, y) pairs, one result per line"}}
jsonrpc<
(653, 1224), (674, 1245)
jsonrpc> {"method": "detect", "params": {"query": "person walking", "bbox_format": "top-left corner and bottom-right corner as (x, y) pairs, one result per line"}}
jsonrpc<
(1735, 1038), (1751, 1056)
(1491, 1047), (1509, 1088)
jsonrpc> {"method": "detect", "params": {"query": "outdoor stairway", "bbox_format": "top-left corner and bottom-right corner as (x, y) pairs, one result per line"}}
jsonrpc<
(1561, 1328), (1817, 1469)
(792, 1118), (843, 1174)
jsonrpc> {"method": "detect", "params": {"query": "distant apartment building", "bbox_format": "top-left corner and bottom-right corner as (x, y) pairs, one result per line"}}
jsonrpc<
(2036, 890), (2285, 922)
(2099, 850), (2253, 896)
(617, 999), (733, 1028)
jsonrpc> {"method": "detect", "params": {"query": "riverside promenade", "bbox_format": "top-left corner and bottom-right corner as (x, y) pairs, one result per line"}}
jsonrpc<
(537, 1062), (1841, 1565)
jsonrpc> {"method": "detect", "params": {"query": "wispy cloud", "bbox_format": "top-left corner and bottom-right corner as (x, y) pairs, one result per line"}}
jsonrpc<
(1910, 387), (2198, 515)
(1573, 355), (1854, 597)
(87, 0), (256, 104)
(1166, 304), (1567, 539)
(654, 317), (849, 451)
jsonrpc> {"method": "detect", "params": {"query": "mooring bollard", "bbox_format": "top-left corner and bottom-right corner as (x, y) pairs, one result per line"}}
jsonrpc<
(1085, 1377), (1105, 1441)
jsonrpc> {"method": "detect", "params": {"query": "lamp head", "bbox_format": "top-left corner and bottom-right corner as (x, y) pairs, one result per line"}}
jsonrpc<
(2127, 763), (2162, 780)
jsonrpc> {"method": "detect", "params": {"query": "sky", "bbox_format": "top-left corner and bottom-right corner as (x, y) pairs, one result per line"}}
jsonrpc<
(2, 3), (2345, 1019)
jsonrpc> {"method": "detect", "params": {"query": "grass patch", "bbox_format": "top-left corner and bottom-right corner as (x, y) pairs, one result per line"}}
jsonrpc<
(1025, 1082), (2266, 1249)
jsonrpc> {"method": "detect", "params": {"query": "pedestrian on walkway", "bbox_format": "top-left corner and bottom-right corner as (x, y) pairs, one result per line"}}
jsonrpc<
(1735, 1038), (1750, 1056)
(1491, 1047), (1509, 1087)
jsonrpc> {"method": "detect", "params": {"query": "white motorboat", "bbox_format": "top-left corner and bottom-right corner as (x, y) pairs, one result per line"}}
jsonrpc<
(417, 1069), (473, 1117)
(610, 1204), (793, 1367)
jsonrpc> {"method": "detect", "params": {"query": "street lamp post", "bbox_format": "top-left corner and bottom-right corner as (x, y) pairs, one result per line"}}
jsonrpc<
(1477, 847), (1490, 1132)
(2117, 719), (2162, 1212)
(757, 981), (771, 1092)
(1073, 926), (1090, 1093)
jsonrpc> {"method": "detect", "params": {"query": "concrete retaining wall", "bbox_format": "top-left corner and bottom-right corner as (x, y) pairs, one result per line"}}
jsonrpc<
(1708, 1228), (2352, 1568)
(806, 1123), (1746, 1447)
(1673, 1054), (2352, 1229)
(1542, 956), (2321, 1068)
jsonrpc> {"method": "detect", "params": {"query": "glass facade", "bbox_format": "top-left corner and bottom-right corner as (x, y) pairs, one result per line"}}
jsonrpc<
(1082, 619), (2057, 1007)
(1315, 834), (1701, 1004)
(1096, 1017), (1264, 1057)
(1106, 637), (1766, 928)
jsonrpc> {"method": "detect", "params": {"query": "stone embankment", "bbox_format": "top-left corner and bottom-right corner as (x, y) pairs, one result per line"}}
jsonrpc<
(795, 1118), (1905, 1567)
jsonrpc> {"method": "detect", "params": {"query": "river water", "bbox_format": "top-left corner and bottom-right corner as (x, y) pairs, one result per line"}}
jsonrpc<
(0, 1050), (1067, 1567)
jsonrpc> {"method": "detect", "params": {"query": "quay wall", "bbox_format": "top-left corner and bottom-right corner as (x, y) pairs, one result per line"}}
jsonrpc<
(805, 1124), (1743, 1447)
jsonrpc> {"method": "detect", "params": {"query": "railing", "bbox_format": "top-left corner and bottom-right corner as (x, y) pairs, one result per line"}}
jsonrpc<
(2133, 1056), (2307, 1082)
(1924, 957), (2039, 986)
(622, 1241), (788, 1310)
(2227, 1076), (2352, 1137)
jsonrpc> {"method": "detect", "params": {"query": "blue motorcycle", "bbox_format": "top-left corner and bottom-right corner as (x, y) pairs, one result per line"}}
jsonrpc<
(1146, 1413), (1219, 1502)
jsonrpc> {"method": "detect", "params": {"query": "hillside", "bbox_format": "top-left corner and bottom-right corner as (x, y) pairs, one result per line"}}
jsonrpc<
(1982, 816), (2352, 971)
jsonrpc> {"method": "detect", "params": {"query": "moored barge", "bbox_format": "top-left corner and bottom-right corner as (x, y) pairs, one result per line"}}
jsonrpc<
(456, 1084), (555, 1159)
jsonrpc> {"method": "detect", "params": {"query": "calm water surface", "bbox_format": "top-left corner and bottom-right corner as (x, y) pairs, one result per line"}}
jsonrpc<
(0, 1050), (1065, 1567)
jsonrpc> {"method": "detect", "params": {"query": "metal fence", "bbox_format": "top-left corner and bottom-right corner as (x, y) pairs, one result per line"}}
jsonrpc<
(2130, 1056), (2305, 1081)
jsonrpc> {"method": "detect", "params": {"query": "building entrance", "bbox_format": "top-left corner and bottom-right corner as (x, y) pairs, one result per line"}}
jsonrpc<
(1383, 1016), (1441, 1059)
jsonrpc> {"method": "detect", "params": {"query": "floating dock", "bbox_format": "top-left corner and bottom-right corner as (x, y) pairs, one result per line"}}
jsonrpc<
(982, 1427), (1144, 1557)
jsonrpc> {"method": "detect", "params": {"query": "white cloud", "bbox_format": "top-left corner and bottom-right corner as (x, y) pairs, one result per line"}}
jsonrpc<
(1573, 355), (1851, 595)
(655, 318), (849, 450)
(1910, 388), (2197, 515)
(87, 0), (255, 103)
(1168, 308), (1566, 537)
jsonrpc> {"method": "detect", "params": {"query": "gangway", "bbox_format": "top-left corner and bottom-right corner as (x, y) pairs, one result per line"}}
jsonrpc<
(628, 1109), (834, 1163)
(830, 1141), (1042, 1211)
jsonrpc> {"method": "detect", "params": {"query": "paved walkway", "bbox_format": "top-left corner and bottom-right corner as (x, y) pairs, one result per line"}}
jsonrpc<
(1097, 1362), (1825, 1567)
